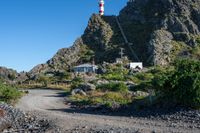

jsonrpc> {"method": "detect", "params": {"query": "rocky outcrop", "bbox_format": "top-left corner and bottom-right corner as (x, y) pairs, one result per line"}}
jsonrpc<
(119, 0), (200, 65)
(83, 14), (113, 51)
(29, 38), (84, 76)
(148, 30), (173, 65)
(47, 38), (83, 70)
(0, 67), (18, 83)
(82, 14), (125, 63)
(29, 0), (200, 76)
(0, 67), (29, 83)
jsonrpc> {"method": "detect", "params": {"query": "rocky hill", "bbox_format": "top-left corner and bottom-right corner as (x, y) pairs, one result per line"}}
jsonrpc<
(29, 0), (200, 75)
(0, 67), (28, 83)
(0, 67), (18, 82)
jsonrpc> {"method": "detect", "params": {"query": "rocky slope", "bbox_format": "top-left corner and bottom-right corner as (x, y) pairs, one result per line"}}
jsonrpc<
(30, 0), (200, 75)
(0, 67), (28, 83)
(0, 67), (17, 82)
(0, 67), (25, 83)
(119, 0), (200, 65)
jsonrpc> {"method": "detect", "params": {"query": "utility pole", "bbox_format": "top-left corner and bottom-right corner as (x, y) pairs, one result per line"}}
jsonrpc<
(119, 48), (124, 59)
(119, 48), (124, 73)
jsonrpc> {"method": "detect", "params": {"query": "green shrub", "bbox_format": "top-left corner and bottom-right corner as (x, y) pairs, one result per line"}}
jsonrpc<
(190, 45), (200, 58)
(97, 82), (128, 92)
(126, 76), (141, 84)
(37, 75), (50, 87)
(103, 92), (132, 106)
(54, 71), (71, 81)
(135, 72), (154, 81)
(153, 59), (200, 108)
(100, 64), (129, 81)
(0, 83), (22, 103)
(102, 73), (124, 81)
(196, 36), (200, 45)
(71, 77), (84, 89)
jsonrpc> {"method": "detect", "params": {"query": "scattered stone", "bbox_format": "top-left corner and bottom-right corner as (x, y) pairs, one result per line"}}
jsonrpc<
(96, 80), (109, 85)
(133, 91), (149, 97)
(71, 89), (87, 96)
(0, 103), (51, 133)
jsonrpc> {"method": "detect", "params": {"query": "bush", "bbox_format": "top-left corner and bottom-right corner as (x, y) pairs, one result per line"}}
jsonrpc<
(126, 76), (141, 84)
(54, 71), (71, 81)
(37, 75), (50, 87)
(97, 82), (128, 92)
(100, 64), (129, 81)
(135, 72), (154, 81)
(0, 83), (22, 103)
(153, 59), (200, 108)
(71, 77), (84, 89)
(102, 73), (124, 81)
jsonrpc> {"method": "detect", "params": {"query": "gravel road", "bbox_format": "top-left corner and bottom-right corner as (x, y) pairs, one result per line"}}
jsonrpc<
(16, 89), (200, 133)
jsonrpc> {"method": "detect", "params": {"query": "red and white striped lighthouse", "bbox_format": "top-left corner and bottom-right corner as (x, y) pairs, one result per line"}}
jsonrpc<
(99, 0), (104, 16)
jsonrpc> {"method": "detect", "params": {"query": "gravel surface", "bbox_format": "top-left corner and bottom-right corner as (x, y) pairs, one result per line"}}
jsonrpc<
(0, 103), (53, 133)
(14, 89), (200, 133)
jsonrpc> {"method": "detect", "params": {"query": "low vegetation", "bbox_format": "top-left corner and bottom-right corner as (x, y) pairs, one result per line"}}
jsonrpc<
(69, 91), (133, 108)
(0, 81), (22, 103)
(69, 58), (200, 110)
(153, 59), (200, 108)
(100, 64), (128, 81)
(97, 82), (128, 92)
(71, 77), (84, 89)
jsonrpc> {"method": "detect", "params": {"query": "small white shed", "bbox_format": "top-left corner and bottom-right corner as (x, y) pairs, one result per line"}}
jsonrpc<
(130, 62), (143, 70)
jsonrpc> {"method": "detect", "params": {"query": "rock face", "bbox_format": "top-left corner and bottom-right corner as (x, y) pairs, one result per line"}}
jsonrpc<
(29, 38), (84, 76)
(47, 38), (84, 71)
(148, 30), (173, 65)
(30, 0), (200, 75)
(119, 0), (200, 65)
(0, 67), (17, 82)
(0, 67), (28, 83)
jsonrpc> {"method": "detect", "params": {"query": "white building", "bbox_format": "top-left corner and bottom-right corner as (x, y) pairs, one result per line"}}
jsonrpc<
(74, 64), (98, 73)
(130, 62), (143, 70)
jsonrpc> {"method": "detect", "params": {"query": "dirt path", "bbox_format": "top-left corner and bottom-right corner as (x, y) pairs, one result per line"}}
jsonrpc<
(16, 89), (200, 133)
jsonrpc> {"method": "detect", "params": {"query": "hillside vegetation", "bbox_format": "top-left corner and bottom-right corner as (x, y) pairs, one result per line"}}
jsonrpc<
(0, 80), (22, 104)
(68, 59), (200, 109)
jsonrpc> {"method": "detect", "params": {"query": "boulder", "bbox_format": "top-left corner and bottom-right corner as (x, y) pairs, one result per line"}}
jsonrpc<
(133, 91), (149, 97)
(125, 81), (136, 89)
(71, 89), (87, 96)
(96, 80), (109, 86)
(79, 83), (96, 92)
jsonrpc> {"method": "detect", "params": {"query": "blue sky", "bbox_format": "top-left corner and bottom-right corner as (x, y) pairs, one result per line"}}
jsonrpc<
(0, 0), (127, 72)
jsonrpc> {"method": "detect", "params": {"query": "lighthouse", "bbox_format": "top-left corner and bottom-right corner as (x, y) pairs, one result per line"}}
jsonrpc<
(99, 0), (104, 16)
